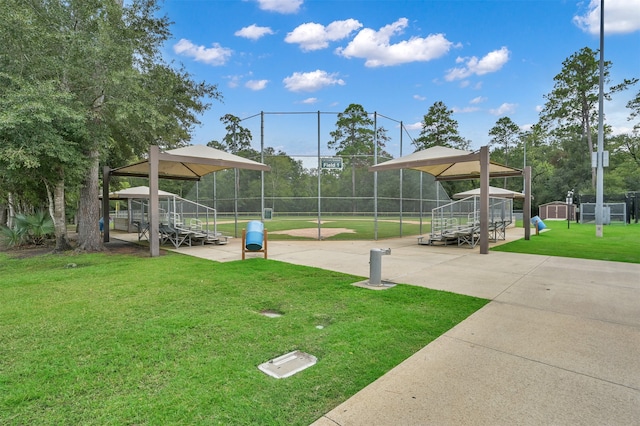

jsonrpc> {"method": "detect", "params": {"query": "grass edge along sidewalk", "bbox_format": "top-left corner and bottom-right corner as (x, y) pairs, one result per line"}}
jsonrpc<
(491, 222), (640, 264)
(0, 251), (487, 425)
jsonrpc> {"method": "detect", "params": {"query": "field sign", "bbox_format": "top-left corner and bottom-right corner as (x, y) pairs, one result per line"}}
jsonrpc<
(321, 157), (343, 170)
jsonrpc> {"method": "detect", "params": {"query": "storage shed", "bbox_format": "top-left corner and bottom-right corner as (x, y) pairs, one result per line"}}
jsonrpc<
(539, 201), (576, 220)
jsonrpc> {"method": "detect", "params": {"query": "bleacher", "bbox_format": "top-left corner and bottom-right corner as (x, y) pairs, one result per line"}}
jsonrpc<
(128, 196), (229, 248)
(419, 195), (513, 248)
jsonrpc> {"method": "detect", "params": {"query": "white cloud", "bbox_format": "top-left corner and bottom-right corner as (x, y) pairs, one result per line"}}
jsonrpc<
(245, 79), (269, 90)
(445, 46), (510, 81)
(235, 24), (275, 40)
(283, 70), (345, 92)
(413, 94), (426, 101)
(610, 124), (636, 135)
(489, 103), (517, 116)
(285, 19), (362, 51)
(301, 97), (318, 104)
(173, 39), (232, 65)
(336, 18), (454, 67)
(573, 0), (640, 34)
(470, 96), (487, 104)
(452, 106), (480, 113)
(227, 75), (241, 88)
(255, 0), (302, 14)
(406, 121), (423, 131)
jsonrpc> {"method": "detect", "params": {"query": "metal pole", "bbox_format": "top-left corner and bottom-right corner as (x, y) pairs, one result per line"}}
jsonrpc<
(234, 124), (238, 238)
(213, 172), (217, 211)
(234, 168), (238, 238)
(419, 172), (423, 235)
(523, 137), (527, 193)
(524, 166), (531, 240)
(261, 111), (265, 222)
(399, 121), (403, 237)
(373, 112), (378, 240)
(317, 111), (322, 240)
(595, 0), (605, 237)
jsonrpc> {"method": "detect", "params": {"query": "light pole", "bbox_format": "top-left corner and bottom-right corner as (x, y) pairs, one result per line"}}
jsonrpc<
(595, 0), (605, 237)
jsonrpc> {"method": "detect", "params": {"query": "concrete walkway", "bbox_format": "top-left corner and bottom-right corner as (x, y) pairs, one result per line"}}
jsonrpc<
(114, 231), (640, 425)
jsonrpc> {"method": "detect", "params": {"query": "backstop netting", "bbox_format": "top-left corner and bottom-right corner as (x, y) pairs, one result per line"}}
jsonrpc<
(177, 111), (454, 238)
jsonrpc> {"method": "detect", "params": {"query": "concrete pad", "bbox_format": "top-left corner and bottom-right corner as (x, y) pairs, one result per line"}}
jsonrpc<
(497, 272), (640, 326)
(447, 302), (640, 390)
(397, 267), (522, 299)
(313, 337), (640, 426)
(527, 256), (640, 290)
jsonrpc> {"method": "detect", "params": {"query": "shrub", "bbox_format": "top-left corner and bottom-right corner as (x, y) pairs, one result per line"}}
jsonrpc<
(1, 211), (54, 248)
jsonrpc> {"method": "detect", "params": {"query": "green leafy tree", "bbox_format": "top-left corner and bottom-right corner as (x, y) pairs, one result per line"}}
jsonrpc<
(0, 0), (220, 251)
(0, 74), (87, 250)
(607, 133), (640, 192)
(208, 114), (260, 212)
(413, 101), (470, 151)
(262, 148), (304, 212)
(488, 116), (522, 188)
(488, 117), (521, 166)
(218, 114), (254, 154)
(626, 88), (640, 131)
(328, 104), (390, 213)
(539, 46), (633, 188)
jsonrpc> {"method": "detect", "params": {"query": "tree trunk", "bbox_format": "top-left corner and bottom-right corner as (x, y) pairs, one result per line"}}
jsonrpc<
(76, 147), (103, 251)
(7, 192), (15, 228)
(52, 179), (72, 251)
(584, 103), (596, 188)
(0, 202), (7, 227)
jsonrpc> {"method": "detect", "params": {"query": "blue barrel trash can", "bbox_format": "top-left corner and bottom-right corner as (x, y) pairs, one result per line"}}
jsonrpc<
(531, 216), (546, 231)
(245, 220), (264, 251)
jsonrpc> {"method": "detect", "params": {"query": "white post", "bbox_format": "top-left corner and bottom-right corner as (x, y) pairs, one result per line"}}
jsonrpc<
(595, 0), (605, 237)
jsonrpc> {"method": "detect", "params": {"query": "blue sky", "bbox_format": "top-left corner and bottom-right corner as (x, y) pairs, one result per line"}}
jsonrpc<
(157, 0), (640, 160)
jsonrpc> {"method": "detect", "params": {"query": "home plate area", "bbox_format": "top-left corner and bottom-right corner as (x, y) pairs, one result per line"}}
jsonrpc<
(268, 227), (355, 238)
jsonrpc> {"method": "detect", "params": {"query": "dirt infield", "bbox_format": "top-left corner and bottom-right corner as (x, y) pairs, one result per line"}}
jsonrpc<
(268, 227), (355, 239)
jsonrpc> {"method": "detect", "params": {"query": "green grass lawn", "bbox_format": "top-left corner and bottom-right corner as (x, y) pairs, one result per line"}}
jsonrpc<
(492, 222), (640, 264)
(0, 251), (486, 425)
(215, 216), (427, 240)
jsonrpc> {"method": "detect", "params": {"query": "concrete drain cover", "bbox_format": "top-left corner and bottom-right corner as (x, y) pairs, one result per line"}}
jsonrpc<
(352, 280), (396, 290)
(260, 309), (282, 318)
(258, 350), (317, 379)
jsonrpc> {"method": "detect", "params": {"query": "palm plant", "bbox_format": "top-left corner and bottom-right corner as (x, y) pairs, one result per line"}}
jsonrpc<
(1, 211), (54, 248)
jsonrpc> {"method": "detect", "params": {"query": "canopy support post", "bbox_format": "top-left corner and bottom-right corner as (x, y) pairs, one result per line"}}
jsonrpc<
(524, 166), (531, 240)
(102, 166), (111, 243)
(480, 146), (489, 254)
(149, 145), (160, 257)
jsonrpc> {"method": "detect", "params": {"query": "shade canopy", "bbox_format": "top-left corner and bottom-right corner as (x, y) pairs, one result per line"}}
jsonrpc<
(110, 145), (270, 181)
(100, 186), (176, 199)
(453, 186), (530, 200)
(369, 146), (521, 181)
(368, 145), (531, 254)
